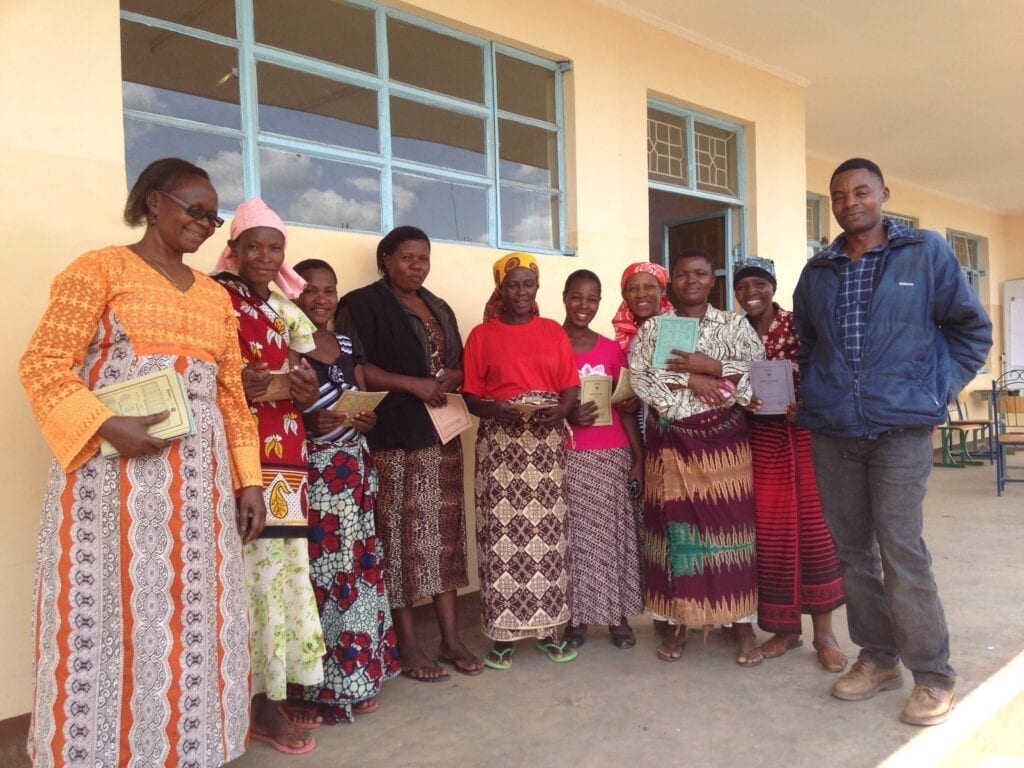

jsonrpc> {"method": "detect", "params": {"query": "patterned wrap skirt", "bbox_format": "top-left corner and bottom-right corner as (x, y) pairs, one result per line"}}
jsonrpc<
(30, 355), (250, 768)
(644, 406), (758, 626)
(749, 416), (844, 633)
(291, 435), (400, 722)
(374, 439), (469, 608)
(475, 392), (571, 641)
(565, 447), (645, 624)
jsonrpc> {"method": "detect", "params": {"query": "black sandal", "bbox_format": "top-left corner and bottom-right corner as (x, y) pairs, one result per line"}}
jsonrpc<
(564, 623), (587, 648)
(609, 623), (636, 648)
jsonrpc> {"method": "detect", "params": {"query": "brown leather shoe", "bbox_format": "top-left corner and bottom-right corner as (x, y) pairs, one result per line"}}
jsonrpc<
(900, 684), (956, 726)
(831, 659), (903, 701)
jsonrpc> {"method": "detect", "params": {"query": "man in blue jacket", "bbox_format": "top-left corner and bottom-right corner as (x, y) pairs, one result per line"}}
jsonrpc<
(793, 158), (992, 726)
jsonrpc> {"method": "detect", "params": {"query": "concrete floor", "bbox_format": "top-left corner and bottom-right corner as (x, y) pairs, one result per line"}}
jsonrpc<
(5, 463), (1021, 767)
(228, 463), (1023, 768)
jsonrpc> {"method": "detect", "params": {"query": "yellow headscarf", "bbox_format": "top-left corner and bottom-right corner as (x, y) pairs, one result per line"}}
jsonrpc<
(484, 252), (541, 321)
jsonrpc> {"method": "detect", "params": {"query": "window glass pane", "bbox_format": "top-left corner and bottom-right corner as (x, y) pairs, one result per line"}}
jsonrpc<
(499, 120), (557, 187)
(806, 197), (822, 241)
(393, 173), (488, 243)
(121, 20), (240, 129)
(694, 121), (738, 196)
(390, 98), (486, 175)
(387, 19), (483, 103)
(259, 148), (381, 232)
(253, 0), (375, 73)
(500, 186), (558, 250)
(121, 0), (236, 37)
(124, 118), (244, 209)
(496, 53), (555, 122)
(256, 63), (378, 152)
(647, 108), (687, 186)
(884, 211), (916, 228)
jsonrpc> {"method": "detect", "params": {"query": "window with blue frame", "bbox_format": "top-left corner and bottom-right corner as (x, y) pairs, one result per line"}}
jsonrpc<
(947, 229), (987, 297)
(120, 0), (569, 252)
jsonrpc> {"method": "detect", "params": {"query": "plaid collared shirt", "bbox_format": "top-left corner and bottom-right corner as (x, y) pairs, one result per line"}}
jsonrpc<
(821, 221), (909, 373)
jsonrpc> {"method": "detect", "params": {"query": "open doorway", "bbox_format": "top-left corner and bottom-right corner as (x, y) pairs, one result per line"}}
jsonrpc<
(648, 188), (743, 310)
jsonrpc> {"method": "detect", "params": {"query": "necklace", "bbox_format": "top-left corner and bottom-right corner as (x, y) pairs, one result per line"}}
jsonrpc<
(140, 254), (191, 290)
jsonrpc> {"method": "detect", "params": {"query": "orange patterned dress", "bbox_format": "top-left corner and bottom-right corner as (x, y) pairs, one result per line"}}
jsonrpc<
(19, 246), (261, 768)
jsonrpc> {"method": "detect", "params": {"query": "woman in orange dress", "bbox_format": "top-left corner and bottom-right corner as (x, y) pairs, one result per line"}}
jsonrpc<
(19, 158), (264, 767)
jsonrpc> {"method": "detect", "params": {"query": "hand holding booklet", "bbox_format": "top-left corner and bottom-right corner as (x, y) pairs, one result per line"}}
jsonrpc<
(329, 390), (389, 426)
(252, 369), (292, 403)
(580, 375), (613, 426)
(425, 394), (473, 445)
(94, 368), (195, 457)
(652, 315), (699, 368)
(749, 359), (796, 415)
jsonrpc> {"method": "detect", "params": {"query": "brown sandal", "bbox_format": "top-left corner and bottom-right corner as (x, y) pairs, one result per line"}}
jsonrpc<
(760, 634), (803, 659)
(656, 624), (687, 661)
(813, 640), (848, 673)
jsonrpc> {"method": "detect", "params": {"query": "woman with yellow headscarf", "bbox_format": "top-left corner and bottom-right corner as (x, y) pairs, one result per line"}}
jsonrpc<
(462, 253), (581, 669)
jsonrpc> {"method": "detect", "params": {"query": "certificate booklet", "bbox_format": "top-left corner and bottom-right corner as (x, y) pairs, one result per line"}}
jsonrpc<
(94, 368), (195, 457)
(749, 359), (796, 416)
(329, 390), (389, 426)
(425, 394), (473, 445)
(252, 370), (292, 403)
(580, 375), (613, 426)
(652, 315), (699, 368)
(609, 370), (636, 404)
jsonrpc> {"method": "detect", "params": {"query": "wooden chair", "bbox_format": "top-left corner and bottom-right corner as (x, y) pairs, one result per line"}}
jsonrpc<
(992, 369), (1024, 495)
(934, 398), (992, 468)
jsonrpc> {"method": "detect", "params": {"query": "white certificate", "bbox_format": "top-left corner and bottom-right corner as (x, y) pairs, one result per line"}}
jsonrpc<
(425, 394), (473, 445)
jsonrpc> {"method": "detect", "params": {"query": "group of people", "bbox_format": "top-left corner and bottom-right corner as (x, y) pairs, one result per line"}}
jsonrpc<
(19, 155), (991, 766)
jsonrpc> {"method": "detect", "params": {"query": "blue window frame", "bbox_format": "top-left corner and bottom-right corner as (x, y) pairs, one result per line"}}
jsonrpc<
(120, 0), (570, 253)
(647, 100), (746, 308)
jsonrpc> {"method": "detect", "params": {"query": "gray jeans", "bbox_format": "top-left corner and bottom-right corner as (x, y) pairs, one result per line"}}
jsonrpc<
(811, 428), (956, 690)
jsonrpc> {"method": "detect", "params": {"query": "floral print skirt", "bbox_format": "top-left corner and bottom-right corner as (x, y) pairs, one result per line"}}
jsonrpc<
(245, 537), (326, 700)
(290, 436), (400, 723)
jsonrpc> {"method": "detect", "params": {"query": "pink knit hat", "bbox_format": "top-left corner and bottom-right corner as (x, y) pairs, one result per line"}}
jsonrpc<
(215, 197), (306, 299)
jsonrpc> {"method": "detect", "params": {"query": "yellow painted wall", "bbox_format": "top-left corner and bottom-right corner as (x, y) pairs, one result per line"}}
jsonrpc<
(1, 0), (817, 717)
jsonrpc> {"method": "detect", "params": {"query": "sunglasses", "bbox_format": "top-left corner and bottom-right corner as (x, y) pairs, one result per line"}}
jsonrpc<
(159, 190), (225, 229)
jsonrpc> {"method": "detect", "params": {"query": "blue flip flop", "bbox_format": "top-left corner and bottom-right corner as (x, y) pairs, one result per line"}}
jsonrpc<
(535, 640), (578, 663)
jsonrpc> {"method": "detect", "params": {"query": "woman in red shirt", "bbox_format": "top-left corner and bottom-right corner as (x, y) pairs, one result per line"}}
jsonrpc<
(463, 253), (580, 670)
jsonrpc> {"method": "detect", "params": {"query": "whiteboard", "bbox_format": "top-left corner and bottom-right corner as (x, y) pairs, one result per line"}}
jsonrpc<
(1004, 278), (1024, 373)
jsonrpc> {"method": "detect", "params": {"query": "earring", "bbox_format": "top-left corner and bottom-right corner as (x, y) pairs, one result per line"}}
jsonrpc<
(147, 209), (157, 225)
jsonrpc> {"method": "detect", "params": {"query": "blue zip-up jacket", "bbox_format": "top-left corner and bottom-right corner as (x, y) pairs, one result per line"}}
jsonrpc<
(792, 224), (992, 437)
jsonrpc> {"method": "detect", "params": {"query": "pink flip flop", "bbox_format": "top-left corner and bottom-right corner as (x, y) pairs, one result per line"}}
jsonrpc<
(250, 728), (316, 755)
(276, 702), (323, 730)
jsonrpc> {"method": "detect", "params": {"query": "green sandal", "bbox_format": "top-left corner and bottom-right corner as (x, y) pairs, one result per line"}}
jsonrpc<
(535, 640), (578, 663)
(483, 645), (515, 670)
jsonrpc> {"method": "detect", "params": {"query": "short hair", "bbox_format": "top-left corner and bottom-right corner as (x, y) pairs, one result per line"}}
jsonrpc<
(123, 158), (211, 227)
(562, 269), (601, 297)
(376, 226), (430, 276)
(830, 157), (885, 186)
(670, 248), (714, 273)
(293, 258), (336, 281)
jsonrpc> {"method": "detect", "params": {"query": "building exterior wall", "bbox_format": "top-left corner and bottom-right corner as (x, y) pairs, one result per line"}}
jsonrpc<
(0, 0), (1014, 718)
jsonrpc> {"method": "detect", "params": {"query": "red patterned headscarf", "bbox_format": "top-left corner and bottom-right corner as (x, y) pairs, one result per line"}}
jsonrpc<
(483, 252), (541, 321)
(611, 262), (671, 352)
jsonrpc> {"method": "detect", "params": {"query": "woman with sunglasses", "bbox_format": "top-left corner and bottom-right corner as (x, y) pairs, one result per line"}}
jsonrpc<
(19, 158), (265, 767)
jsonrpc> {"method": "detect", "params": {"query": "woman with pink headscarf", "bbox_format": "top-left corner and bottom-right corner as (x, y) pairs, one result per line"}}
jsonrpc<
(213, 198), (325, 755)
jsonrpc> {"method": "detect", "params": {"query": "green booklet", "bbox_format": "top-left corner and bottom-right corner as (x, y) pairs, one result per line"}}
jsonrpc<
(652, 315), (699, 368)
